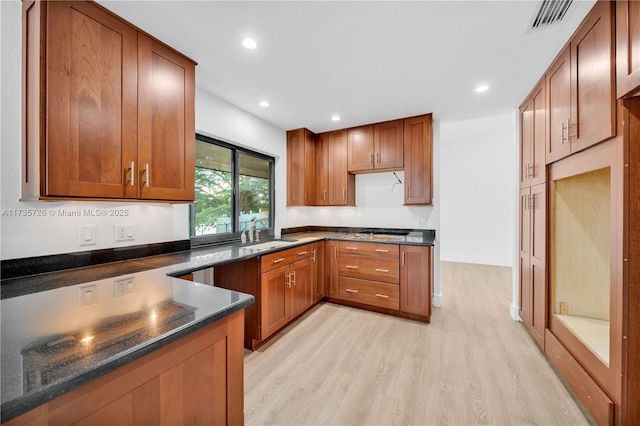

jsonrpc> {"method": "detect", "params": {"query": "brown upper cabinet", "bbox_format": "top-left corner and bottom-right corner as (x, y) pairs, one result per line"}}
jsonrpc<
(326, 130), (356, 206)
(404, 114), (433, 205)
(286, 128), (316, 206)
(347, 120), (404, 172)
(616, 0), (640, 98)
(519, 79), (547, 189)
(545, 1), (616, 164)
(22, 0), (196, 202)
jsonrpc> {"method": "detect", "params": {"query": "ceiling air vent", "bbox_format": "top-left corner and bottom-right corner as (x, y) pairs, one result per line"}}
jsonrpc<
(528, 0), (573, 31)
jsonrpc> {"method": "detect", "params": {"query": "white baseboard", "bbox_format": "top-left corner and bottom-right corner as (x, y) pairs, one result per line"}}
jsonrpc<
(432, 292), (442, 307)
(440, 254), (514, 267)
(510, 303), (522, 321)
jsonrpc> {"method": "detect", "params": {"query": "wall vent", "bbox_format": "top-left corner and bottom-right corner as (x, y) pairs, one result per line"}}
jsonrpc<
(528, 0), (574, 31)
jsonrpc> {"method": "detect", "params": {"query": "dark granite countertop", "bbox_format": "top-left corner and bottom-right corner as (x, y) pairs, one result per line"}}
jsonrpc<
(0, 269), (254, 423)
(0, 227), (434, 421)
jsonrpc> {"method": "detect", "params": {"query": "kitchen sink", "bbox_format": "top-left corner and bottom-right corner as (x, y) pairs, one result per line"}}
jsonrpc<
(242, 239), (297, 250)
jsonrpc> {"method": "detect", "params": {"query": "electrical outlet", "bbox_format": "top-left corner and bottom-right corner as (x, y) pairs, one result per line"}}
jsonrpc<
(79, 225), (97, 246)
(114, 224), (135, 242)
(114, 276), (136, 297)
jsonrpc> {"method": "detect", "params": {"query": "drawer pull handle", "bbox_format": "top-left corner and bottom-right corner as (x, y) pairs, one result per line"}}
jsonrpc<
(375, 268), (390, 273)
(346, 265), (358, 269)
(345, 246), (359, 250)
(375, 293), (390, 299)
(297, 251), (308, 256)
(345, 288), (358, 293)
(273, 257), (286, 264)
(375, 249), (389, 253)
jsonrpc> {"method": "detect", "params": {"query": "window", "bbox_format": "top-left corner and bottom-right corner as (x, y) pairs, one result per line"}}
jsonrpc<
(190, 134), (274, 245)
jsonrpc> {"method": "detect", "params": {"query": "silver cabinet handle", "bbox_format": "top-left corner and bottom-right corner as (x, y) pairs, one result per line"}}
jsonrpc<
(402, 252), (406, 266)
(345, 288), (358, 293)
(370, 152), (374, 164)
(376, 152), (380, 164)
(345, 246), (358, 251)
(286, 272), (291, 288)
(334, 246), (337, 259)
(346, 265), (358, 269)
(143, 163), (150, 187)
(128, 161), (135, 186)
(343, 188), (346, 201)
(273, 257), (286, 264)
(312, 248), (316, 262)
(297, 251), (308, 256)
(375, 268), (389, 273)
(323, 189), (327, 201)
(292, 271), (296, 286)
(375, 293), (390, 299)
(530, 193), (536, 209)
(375, 249), (389, 253)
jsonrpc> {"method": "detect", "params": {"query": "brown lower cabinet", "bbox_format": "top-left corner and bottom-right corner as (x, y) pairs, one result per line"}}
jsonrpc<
(5, 310), (245, 426)
(328, 241), (432, 322)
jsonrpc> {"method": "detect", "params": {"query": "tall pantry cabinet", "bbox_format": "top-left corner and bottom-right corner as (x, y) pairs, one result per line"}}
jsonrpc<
(22, 0), (196, 202)
(518, 1), (640, 424)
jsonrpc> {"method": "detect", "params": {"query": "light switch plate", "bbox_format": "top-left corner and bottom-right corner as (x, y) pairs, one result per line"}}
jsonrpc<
(114, 224), (135, 242)
(79, 284), (97, 306)
(79, 225), (97, 246)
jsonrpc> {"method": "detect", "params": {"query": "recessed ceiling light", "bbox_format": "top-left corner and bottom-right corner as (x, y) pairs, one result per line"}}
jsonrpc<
(259, 101), (270, 107)
(242, 38), (257, 49)
(475, 85), (489, 93)
(331, 115), (341, 121)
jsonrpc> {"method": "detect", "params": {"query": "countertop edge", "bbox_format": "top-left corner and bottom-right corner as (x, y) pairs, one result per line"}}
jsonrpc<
(0, 295), (254, 424)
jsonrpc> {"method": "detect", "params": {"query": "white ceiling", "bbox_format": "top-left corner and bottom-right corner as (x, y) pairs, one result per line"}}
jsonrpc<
(97, 0), (596, 133)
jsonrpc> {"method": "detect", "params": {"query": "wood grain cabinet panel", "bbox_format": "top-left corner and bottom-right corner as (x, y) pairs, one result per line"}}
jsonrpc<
(404, 114), (433, 205)
(520, 79), (546, 188)
(546, 1), (616, 164)
(399, 245), (432, 318)
(328, 130), (356, 206)
(325, 240), (340, 298)
(339, 277), (399, 310)
(286, 128), (316, 206)
(616, 0), (640, 98)
(137, 34), (195, 201)
(347, 120), (403, 172)
(22, 0), (195, 202)
(312, 242), (325, 303)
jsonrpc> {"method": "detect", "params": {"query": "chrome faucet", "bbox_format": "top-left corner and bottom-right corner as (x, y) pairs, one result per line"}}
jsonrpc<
(248, 218), (267, 243)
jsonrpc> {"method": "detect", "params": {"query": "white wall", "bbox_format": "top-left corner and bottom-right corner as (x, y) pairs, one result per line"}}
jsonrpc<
(439, 112), (517, 267)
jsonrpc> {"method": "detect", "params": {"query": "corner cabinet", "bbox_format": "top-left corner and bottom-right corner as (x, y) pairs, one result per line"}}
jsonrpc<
(316, 130), (356, 206)
(404, 114), (433, 205)
(286, 128), (316, 206)
(22, 0), (195, 202)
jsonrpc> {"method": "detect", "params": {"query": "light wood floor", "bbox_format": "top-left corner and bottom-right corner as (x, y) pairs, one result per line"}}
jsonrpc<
(244, 262), (591, 425)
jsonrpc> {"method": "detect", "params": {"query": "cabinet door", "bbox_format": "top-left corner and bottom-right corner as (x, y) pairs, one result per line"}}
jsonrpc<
(519, 187), (532, 327)
(570, 0), (616, 154)
(289, 258), (313, 319)
(260, 265), (290, 340)
(138, 34), (195, 201)
(315, 132), (329, 206)
(286, 129), (305, 206)
(530, 183), (547, 348)
(520, 97), (533, 188)
(347, 126), (374, 172)
(328, 130), (355, 206)
(531, 81), (547, 186)
(325, 240), (340, 298)
(374, 119), (404, 170)
(313, 242), (325, 302)
(616, 0), (640, 98)
(45, 1), (138, 198)
(546, 46), (572, 164)
(404, 115), (433, 205)
(400, 245), (432, 317)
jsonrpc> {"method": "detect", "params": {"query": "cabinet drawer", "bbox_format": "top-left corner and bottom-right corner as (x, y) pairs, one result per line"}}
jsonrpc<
(339, 254), (399, 283)
(338, 241), (399, 258)
(261, 244), (312, 273)
(339, 277), (399, 310)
